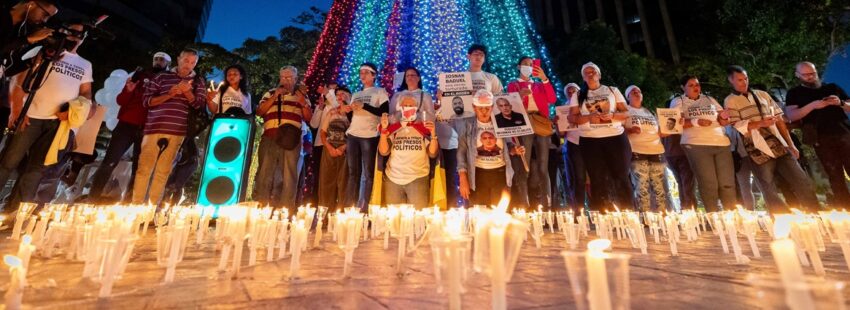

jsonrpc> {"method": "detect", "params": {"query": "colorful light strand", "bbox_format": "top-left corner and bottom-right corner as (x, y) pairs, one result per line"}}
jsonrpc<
(304, 0), (564, 101)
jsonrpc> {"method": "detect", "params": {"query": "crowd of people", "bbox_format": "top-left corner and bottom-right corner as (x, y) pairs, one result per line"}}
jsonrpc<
(2, 0), (850, 217)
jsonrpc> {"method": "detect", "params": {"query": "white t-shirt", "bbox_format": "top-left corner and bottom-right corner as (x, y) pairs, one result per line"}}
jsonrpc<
(626, 106), (664, 155)
(27, 52), (93, 119)
(212, 87), (252, 114)
(568, 85), (626, 138)
(470, 71), (503, 95)
(347, 86), (389, 138)
(474, 121), (506, 169)
(670, 95), (730, 146)
(386, 126), (430, 185)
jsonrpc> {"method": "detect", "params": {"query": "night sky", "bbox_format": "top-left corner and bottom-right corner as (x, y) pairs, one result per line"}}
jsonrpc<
(203, 0), (333, 50)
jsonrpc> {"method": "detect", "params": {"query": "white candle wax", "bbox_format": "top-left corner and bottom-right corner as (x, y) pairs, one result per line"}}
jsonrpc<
(771, 238), (815, 309)
(586, 239), (613, 310)
(489, 220), (507, 310)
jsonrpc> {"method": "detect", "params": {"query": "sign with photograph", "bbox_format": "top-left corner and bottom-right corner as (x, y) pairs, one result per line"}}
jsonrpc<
(656, 108), (683, 135)
(491, 93), (533, 138)
(438, 72), (474, 120)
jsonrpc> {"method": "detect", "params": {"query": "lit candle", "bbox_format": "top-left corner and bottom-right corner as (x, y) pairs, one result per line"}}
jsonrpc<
(489, 213), (509, 310)
(16, 235), (35, 269)
(770, 216), (815, 310)
(586, 239), (613, 310)
(4, 255), (26, 309)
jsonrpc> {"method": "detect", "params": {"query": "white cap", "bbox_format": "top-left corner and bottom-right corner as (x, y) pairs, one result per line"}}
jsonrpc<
(580, 62), (600, 75)
(564, 83), (580, 98)
(153, 52), (172, 62)
(472, 89), (494, 107)
(624, 85), (640, 100)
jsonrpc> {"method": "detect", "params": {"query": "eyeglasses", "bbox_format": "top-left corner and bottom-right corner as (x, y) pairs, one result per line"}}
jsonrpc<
(34, 2), (56, 18)
(798, 72), (817, 78)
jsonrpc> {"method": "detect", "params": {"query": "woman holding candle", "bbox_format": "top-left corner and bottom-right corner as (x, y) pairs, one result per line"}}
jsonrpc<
(457, 90), (518, 206)
(624, 85), (671, 211)
(206, 64), (252, 115)
(506, 57), (557, 209)
(567, 62), (633, 210)
(670, 75), (735, 211)
(378, 93), (439, 208)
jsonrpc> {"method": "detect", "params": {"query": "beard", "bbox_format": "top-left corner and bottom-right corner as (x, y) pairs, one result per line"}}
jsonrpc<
(453, 106), (464, 115)
(802, 80), (822, 89)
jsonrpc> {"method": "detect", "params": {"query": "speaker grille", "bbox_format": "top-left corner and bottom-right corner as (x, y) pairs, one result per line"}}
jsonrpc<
(205, 176), (235, 205)
(214, 136), (242, 163)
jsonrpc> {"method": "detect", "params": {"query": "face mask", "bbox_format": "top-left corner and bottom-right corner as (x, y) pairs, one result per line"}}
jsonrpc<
(401, 106), (418, 122)
(520, 65), (533, 77)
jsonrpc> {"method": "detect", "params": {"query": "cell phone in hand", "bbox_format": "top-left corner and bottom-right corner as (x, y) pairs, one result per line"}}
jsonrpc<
(532, 59), (541, 68)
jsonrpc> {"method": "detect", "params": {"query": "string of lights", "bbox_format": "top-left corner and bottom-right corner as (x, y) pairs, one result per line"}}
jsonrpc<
(304, 0), (563, 103)
(304, 0), (358, 96)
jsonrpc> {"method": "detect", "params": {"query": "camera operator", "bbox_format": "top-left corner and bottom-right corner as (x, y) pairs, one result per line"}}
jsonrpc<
(0, 20), (93, 213)
(2, 0), (59, 128)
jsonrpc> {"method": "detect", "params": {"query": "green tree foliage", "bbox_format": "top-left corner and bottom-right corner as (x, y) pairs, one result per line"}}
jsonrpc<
(554, 21), (672, 110)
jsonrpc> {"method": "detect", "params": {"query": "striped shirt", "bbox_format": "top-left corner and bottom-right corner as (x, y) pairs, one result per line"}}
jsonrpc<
(260, 90), (311, 138)
(724, 89), (783, 140)
(142, 69), (206, 136)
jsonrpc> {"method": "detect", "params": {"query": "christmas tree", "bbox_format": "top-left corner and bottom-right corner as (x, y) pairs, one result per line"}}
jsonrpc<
(305, 0), (562, 98)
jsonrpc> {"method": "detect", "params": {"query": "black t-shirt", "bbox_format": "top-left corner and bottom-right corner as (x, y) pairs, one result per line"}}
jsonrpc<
(785, 83), (850, 134)
(1, 5), (35, 78)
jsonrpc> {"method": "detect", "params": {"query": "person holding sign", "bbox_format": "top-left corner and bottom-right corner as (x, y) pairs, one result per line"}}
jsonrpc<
(669, 75), (735, 212)
(340, 62), (390, 210)
(378, 94), (439, 208)
(562, 83), (587, 210)
(456, 90), (517, 206)
(507, 56), (557, 209)
(436, 44), (503, 207)
(567, 62), (633, 210)
(624, 86), (671, 211)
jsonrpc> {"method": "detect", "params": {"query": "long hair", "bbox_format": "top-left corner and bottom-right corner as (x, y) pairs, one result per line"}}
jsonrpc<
(219, 64), (250, 96)
(398, 67), (423, 91)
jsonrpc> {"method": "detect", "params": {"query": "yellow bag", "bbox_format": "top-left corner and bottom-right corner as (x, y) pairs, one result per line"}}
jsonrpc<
(528, 112), (553, 136)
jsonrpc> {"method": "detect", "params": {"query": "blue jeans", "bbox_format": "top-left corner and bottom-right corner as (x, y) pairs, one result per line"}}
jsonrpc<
(0, 118), (59, 207)
(511, 134), (551, 209)
(750, 153), (819, 213)
(88, 121), (143, 200)
(254, 136), (302, 208)
(383, 175), (429, 208)
(344, 136), (378, 210)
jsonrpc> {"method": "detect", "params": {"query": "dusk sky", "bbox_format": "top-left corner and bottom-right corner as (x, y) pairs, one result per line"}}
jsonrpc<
(203, 0), (333, 50)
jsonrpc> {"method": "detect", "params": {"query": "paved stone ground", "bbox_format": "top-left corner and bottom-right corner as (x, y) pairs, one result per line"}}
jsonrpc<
(1, 224), (849, 309)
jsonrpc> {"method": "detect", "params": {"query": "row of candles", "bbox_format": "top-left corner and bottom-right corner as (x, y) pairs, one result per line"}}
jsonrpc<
(2, 201), (850, 310)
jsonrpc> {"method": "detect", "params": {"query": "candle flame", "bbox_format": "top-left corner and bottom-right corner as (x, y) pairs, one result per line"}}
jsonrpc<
(4, 255), (21, 268)
(773, 215), (793, 239)
(587, 239), (612, 252)
(495, 190), (510, 213)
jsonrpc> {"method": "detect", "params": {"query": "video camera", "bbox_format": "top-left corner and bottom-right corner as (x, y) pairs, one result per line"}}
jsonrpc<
(27, 15), (112, 59)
